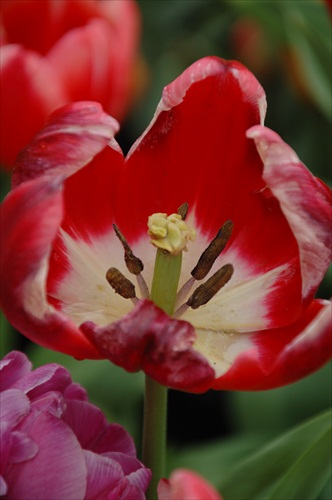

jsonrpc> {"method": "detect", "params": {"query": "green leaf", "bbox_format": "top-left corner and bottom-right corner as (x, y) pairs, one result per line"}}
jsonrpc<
(219, 410), (332, 500)
(167, 432), (273, 485)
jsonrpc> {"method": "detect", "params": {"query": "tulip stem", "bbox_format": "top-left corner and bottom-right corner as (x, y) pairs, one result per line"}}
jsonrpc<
(142, 376), (168, 499)
(142, 248), (183, 498)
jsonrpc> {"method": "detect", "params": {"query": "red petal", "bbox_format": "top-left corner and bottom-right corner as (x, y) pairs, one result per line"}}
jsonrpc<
(248, 125), (332, 302)
(0, 45), (66, 168)
(12, 101), (119, 187)
(47, 20), (119, 104)
(0, 177), (101, 359)
(47, 9), (139, 120)
(158, 469), (222, 500)
(212, 299), (332, 390)
(81, 300), (215, 393)
(1, 0), (98, 54)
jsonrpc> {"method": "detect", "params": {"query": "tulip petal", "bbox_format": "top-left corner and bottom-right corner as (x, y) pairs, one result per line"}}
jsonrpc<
(11, 364), (71, 398)
(13, 101), (119, 187)
(1, 0), (97, 54)
(0, 177), (100, 359)
(47, 14), (139, 120)
(4, 429), (38, 464)
(114, 57), (303, 326)
(84, 450), (133, 499)
(210, 299), (332, 390)
(0, 389), (30, 427)
(0, 351), (32, 391)
(62, 400), (136, 456)
(7, 408), (87, 499)
(117, 57), (267, 240)
(0, 44), (67, 168)
(247, 125), (332, 302)
(158, 468), (222, 500)
(86, 451), (151, 499)
(81, 299), (215, 392)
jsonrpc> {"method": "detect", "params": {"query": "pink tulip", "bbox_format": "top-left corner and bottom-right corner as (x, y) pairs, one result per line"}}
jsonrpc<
(0, 0), (141, 168)
(0, 350), (151, 498)
(158, 469), (222, 500)
(1, 57), (331, 393)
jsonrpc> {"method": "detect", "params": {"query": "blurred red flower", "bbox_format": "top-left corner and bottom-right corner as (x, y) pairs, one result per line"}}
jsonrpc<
(158, 469), (222, 499)
(0, 0), (142, 168)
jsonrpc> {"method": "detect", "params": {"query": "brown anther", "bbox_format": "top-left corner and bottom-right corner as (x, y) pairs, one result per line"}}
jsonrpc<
(113, 224), (144, 275)
(187, 263), (234, 309)
(191, 220), (234, 280)
(106, 267), (136, 299)
(177, 202), (189, 221)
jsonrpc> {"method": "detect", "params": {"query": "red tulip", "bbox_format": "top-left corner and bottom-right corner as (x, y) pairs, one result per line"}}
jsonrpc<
(1, 57), (331, 393)
(158, 469), (222, 500)
(0, 0), (141, 168)
(0, 350), (151, 498)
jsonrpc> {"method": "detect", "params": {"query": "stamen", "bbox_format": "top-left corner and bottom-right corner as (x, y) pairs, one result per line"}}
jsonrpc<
(113, 224), (144, 275)
(136, 274), (150, 299)
(187, 263), (234, 309)
(106, 267), (136, 299)
(177, 202), (189, 220)
(174, 276), (195, 310)
(191, 220), (234, 280)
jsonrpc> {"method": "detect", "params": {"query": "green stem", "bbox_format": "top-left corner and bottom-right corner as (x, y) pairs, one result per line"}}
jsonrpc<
(142, 248), (182, 498)
(142, 376), (168, 499)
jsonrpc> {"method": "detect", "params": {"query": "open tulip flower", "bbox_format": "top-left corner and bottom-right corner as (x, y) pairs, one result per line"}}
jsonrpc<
(0, 350), (151, 499)
(1, 57), (331, 393)
(0, 0), (141, 168)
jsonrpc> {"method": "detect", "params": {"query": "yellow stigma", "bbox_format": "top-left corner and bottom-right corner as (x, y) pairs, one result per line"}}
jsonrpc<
(148, 212), (196, 255)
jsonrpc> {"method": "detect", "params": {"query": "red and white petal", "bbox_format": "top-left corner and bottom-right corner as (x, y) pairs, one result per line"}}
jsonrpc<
(113, 57), (303, 326)
(248, 125), (332, 303)
(115, 57), (267, 241)
(206, 299), (331, 390)
(81, 300), (215, 393)
(180, 231), (302, 332)
(13, 101), (119, 187)
(0, 44), (67, 168)
(0, 177), (100, 359)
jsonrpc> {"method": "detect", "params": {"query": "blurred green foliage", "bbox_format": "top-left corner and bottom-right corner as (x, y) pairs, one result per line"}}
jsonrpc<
(1, 1), (331, 497)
